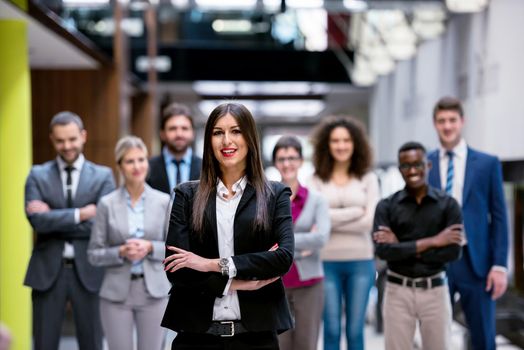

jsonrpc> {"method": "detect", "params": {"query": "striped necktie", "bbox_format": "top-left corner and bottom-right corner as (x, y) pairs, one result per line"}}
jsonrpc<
(445, 151), (454, 195)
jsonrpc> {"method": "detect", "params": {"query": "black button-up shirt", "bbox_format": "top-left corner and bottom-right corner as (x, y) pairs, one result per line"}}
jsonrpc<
(373, 186), (463, 278)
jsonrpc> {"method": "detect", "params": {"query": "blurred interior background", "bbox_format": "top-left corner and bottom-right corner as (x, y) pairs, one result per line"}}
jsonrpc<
(2, 0), (524, 348)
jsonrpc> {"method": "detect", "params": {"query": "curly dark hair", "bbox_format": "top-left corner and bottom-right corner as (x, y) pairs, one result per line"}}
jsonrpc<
(311, 115), (372, 181)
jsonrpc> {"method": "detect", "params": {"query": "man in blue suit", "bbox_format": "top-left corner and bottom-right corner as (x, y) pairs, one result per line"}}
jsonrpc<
(428, 96), (508, 350)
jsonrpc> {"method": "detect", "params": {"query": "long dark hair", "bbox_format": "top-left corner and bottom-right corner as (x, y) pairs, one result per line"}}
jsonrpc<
(311, 115), (372, 181)
(192, 103), (272, 235)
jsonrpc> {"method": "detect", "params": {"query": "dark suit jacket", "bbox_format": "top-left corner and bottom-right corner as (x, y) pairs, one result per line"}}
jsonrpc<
(24, 159), (116, 292)
(428, 147), (508, 278)
(146, 152), (202, 194)
(161, 180), (294, 334)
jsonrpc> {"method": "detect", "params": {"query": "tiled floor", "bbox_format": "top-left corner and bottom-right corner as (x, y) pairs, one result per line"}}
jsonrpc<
(57, 322), (522, 350)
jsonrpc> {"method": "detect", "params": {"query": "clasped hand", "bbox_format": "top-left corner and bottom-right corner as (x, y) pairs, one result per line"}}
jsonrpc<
(120, 238), (151, 261)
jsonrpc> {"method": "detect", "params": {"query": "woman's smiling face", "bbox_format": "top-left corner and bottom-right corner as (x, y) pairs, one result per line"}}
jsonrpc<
(211, 113), (248, 174)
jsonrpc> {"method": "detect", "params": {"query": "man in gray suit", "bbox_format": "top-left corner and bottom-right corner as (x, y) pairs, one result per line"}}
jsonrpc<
(24, 111), (115, 350)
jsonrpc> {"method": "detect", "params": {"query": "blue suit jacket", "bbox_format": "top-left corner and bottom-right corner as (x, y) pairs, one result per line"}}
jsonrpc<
(428, 147), (508, 278)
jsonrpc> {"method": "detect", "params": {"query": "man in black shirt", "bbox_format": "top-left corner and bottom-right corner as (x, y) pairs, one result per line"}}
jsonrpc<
(373, 141), (463, 350)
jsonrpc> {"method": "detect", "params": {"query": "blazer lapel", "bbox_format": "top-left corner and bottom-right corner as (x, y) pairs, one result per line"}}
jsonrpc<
(114, 187), (130, 241)
(143, 185), (156, 240)
(236, 183), (255, 216)
(189, 156), (201, 181)
(75, 161), (94, 206)
(428, 151), (441, 189)
(205, 190), (218, 242)
(233, 184), (256, 249)
(51, 161), (67, 208)
(159, 153), (171, 193)
(462, 148), (478, 204)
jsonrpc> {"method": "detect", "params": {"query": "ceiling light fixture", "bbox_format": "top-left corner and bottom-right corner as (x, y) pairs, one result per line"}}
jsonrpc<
(446, 0), (489, 13)
(343, 0), (368, 12)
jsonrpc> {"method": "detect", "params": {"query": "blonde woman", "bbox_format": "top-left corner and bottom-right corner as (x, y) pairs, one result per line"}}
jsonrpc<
(88, 136), (170, 350)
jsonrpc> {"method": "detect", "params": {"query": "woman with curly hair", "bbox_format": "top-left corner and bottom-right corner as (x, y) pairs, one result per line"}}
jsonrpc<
(309, 116), (379, 350)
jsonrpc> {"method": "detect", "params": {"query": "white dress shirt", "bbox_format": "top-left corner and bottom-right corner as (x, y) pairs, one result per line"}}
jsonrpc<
(212, 176), (246, 321)
(439, 138), (467, 206)
(163, 146), (193, 193)
(56, 154), (85, 258)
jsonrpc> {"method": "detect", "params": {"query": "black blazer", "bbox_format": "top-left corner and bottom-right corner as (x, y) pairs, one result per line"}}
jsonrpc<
(161, 180), (294, 334)
(146, 153), (202, 194)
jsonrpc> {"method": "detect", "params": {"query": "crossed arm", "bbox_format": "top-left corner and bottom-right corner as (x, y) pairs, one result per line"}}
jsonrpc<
(163, 186), (294, 296)
(372, 199), (463, 263)
(24, 169), (115, 234)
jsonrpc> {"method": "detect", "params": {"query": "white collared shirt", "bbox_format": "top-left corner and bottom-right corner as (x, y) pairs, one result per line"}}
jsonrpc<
(56, 154), (85, 258)
(163, 146), (193, 193)
(439, 138), (467, 206)
(212, 176), (246, 321)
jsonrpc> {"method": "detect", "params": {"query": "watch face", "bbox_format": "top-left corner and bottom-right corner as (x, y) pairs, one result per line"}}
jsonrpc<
(219, 258), (229, 267)
(219, 258), (229, 276)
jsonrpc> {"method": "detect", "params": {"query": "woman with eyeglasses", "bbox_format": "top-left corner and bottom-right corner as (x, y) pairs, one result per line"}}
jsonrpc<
(161, 103), (294, 350)
(272, 136), (330, 350)
(309, 116), (379, 350)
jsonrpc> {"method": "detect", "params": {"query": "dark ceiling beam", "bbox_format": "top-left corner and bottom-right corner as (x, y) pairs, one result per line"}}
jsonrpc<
(130, 46), (355, 83)
(199, 94), (325, 100)
(28, 0), (113, 67)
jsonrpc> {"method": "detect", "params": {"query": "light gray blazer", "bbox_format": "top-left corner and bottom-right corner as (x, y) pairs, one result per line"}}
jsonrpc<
(293, 189), (331, 281)
(88, 185), (171, 302)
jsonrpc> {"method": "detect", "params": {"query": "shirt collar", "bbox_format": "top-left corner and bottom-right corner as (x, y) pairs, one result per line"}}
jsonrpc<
(439, 138), (467, 159)
(398, 185), (439, 203)
(56, 153), (85, 172)
(163, 146), (193, 165)
(124, 187), (146, 203)
(217, 176), (248, 198)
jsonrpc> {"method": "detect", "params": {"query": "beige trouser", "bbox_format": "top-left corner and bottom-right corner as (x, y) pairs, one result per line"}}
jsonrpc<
(383, 280), (452, 350)
(100, 279), (168, 350)
(278, 282), (324, 350)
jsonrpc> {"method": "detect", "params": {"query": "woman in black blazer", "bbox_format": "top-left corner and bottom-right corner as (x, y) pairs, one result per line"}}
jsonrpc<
(161, 103), (294, 350)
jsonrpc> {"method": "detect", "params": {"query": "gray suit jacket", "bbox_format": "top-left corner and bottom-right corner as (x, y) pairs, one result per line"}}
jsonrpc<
(88, 185), (171, 302)
(293, 189), (331, 281)
(24, 159), (116, 292)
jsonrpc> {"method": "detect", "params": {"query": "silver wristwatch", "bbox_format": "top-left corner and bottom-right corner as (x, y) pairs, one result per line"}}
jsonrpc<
(218, 258), (229, 276)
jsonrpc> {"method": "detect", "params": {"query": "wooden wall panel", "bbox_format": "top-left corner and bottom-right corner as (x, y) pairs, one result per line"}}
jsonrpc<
(31, 69), (121, 175)
(131, 91), (155, 154)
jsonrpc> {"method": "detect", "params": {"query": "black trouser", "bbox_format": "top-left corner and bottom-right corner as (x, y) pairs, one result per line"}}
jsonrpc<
(32, 264), (103, 350)
(172, 331), (279, 350)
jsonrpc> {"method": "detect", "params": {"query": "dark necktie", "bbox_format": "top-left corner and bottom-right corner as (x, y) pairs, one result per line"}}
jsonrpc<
(445, 151), (454, 195)
(65, 165), (74, 208)
(172, 159), (184, 187)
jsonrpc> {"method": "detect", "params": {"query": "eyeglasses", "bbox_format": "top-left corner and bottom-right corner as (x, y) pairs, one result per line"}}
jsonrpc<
(275, 156), (301, 164)
(398, 162), (425, 171)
